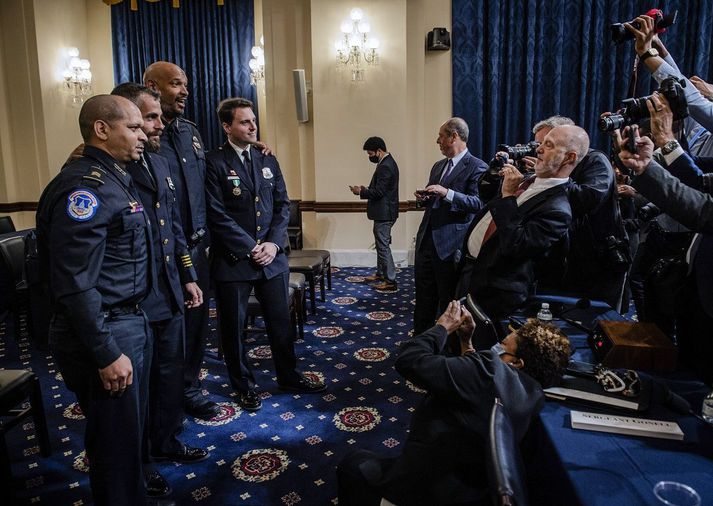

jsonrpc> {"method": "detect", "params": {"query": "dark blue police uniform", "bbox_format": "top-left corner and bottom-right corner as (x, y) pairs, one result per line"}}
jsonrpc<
(36, 145), (153, 506)
(158, 118), (212, 410)
(127, 152), (197, 457)
(205, 143), (301, 393)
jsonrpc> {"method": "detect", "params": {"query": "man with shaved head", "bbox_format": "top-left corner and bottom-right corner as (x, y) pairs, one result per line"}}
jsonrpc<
(456, 125), (587, 326)
(37, 95), (154, 504)
(144, 61), (220, 420)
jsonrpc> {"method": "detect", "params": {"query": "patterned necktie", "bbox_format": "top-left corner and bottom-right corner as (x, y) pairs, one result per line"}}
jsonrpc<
(481, 177), (537, 245)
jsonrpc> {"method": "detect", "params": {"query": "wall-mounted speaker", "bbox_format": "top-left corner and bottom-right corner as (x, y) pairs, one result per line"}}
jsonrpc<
(292, 69), (309, 123)
(427, 27), (451, 51)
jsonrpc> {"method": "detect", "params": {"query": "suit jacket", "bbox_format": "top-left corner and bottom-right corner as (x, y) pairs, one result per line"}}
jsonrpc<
(374, 324), (543, 506)
(205, 143), (290, 282)
(359, 153), (399, 221)
(633, 159), (713, 317)
(126, 152), (196, 321)
(415, 152), (488, 260)
(461, 183), (572, 315)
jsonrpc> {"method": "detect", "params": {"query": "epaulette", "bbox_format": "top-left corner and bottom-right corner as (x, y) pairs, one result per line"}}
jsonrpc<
(178, 117), (198, 128)
(81, 165), (106, 186)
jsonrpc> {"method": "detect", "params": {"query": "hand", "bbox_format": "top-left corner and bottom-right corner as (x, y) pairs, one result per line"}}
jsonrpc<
(251, 242), (278, 266)
(691, 75), (713, 100)
(349, 185), (362, 196)
(436, 300), (464, 334)
(625, 15), (655, 56)
(456, 307), (475, 343)
(98, 354), (133, 394)
(253, 141), (272, 156)
(414, 189), (431, 201)
(184, 281), (203, 308)
(617, 184), (637, 198)
(424, 184), (447, 198)
(65, 143), (85, 165)
(614, 125), (655, 176)
(521, 155), (537, 172)
(500, 165), (525, 197)
(647, 92), (675, 148)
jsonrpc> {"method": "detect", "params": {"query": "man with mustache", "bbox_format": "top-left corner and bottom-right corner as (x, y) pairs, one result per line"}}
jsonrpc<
(37, 95), (152, 505)
(111, 83), (209, 498)
(144, 62), (219, 420)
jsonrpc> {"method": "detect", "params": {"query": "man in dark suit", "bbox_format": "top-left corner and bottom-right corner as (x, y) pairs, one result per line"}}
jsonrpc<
(337, 302), (570, 506)
(144, 62), (218, 420)
(111, 83), (209, 497)
(413, 117), (487, 335)
(618, 97), (713, 383)
(457, 125), (589, 323)
(350, 136), (399, 291)
(205, 98), (326, 412)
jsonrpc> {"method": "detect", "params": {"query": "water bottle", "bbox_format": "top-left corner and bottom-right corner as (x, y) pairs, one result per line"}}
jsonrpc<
(702, 389), (713, 424)
(537, 302), (553, 322)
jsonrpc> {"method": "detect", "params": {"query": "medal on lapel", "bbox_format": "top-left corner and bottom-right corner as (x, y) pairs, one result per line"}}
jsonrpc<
(228, 174), (242, 196)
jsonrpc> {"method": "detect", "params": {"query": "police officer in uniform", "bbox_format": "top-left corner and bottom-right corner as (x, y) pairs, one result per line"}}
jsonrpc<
(143, 62), (218, 419)
(37, 95), (152, 505)
(205, 98), (326, 412)
(111, 84), (209, 496)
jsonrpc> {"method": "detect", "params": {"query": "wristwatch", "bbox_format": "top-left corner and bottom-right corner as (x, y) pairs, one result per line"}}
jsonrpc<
(661, 139), (680, 155)
(639, 47), (659, 63)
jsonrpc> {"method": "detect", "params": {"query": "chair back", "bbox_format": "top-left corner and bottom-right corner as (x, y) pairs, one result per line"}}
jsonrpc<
(487, 398), (529, 506)
(289, 200), (302, 228)
(0, 236), (27, 287)
(0, 216), (15, 235)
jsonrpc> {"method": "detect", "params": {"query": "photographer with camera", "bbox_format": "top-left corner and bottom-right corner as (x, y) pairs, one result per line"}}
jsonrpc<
(616, 123), (713, 383)
(532, 117), (629, 311)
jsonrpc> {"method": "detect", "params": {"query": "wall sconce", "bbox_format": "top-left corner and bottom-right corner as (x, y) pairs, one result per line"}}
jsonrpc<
(62, 47), (92, 104)
(249, 36), (265, 85)
(335, 8), (379, 81)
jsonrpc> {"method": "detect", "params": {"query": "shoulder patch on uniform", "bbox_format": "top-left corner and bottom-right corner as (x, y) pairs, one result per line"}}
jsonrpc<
(67, 190), (100, 221)
(180, 118), (198, 128)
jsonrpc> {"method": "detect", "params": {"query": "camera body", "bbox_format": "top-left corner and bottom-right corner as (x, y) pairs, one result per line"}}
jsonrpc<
(609, 9), (677, 45)
(598, 76), (689, 132)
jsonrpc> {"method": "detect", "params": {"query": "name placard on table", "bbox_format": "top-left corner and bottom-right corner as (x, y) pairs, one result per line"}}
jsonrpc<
(570, 410), (684, 440)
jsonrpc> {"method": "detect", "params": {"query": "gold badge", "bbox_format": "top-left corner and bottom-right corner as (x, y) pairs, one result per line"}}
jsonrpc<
(233, 187), (242, 196)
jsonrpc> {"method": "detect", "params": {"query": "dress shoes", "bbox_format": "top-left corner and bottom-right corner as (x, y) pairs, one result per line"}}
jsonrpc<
(185, 400), (220, 421)
(279, 376), (327, 394)
(372, 280), (398, 291)
(153, 445), (210, 464)
(238, 390), (262, 411)
(362, 273), (383, 282)
(145, 470), (171, 497)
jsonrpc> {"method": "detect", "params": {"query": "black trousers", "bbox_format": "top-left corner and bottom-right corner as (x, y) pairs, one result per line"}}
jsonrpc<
(337, 449), (389, 506)
(215, 270), (300, 393)
(413, 231), (458, 336)
(51, 311), (150, 506)
(184, 246), (211, 406)
(145, 312), (185, 457)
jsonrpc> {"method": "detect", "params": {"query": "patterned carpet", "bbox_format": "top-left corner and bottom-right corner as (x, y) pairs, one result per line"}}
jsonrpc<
(4, 267), (424, 505)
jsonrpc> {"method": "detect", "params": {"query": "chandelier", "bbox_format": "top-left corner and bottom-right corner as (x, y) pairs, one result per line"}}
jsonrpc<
(249, 36), (265, 85)
(62, 48), (92, 104)
(335, 8), (379, 81)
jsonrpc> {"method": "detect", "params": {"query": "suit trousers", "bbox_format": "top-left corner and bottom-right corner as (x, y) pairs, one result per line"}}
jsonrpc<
(51, 311), (150, 506)
(373, 220), (396, 282)
(215, 270), (300, 393)
(184, 246), (211, 406)
(145, 312), (185, 457)
(413, 230), (458, 335)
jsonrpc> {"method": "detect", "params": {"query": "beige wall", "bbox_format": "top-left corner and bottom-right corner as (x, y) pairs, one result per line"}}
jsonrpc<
(0, 0), (451, 258)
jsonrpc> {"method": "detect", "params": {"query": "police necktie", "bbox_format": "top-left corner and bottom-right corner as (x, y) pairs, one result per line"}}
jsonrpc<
(242, 148), (254, 185)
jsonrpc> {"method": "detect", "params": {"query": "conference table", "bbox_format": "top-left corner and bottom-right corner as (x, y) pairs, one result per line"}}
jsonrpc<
(517, 296), (713, 506)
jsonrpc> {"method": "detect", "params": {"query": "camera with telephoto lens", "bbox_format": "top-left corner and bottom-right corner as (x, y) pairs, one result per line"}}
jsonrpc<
(609, 9), (677, 45)
(486, 142), (540, 176)
(598, 76), (689, 132)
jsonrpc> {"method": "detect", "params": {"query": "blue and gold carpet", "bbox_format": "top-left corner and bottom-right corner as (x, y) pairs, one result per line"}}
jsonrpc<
(4, 267), (424, 505)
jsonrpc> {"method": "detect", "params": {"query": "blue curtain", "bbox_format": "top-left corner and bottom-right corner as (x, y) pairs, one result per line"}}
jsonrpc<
(452, 0), (713, 160)
(111, 0), (256, 150)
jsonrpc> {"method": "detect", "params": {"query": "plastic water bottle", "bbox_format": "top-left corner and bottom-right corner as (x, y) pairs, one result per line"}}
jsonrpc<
(537, 302), (553, 322)
(702, 389), (713, 424)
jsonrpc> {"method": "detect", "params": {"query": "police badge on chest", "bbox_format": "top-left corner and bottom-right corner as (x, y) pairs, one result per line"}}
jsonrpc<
(228, 174), (242, 196)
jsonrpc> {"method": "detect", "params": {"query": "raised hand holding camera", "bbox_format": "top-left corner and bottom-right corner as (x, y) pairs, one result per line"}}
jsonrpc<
(647, 92), (676, 148)
(500, 165), (525, 197)
(614, 125), (655, 176)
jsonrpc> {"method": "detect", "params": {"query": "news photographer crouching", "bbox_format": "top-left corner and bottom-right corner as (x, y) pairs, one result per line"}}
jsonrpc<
(615, 114), (713, 383)
(336, 301), (570, 506)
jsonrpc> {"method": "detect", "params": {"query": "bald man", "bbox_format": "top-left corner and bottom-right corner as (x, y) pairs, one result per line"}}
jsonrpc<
(144, 62), (219, 420)
(37, 95), (154, 504)
(456, 125), (588, 326)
